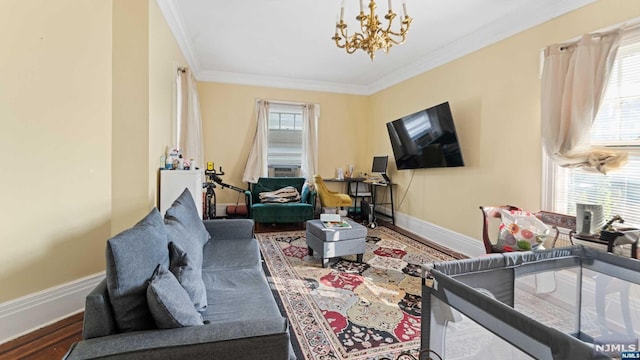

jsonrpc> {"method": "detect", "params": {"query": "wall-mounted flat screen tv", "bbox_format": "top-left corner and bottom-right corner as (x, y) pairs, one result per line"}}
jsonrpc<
(386, 101), (464, 170)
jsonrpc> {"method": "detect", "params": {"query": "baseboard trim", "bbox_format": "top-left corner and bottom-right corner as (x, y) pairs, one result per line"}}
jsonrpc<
(385, 208), (485, 258)
(0, 272), (105, 344)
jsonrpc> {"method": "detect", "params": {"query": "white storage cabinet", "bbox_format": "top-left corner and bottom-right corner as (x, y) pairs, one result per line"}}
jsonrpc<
(159, 169), (203, 219)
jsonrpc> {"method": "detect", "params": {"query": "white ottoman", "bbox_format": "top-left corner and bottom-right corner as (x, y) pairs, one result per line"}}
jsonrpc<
(306, 219), (367, 268)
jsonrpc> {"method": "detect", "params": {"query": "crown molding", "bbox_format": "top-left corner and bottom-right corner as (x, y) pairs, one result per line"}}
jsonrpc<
(367, 0), (597, 94)
(155, 0), (201, 73)
(197, 70), (371, 95)
(157, 0), (595, 95)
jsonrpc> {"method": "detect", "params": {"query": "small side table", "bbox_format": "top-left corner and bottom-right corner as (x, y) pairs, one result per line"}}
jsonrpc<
(306, 219), (367, 268)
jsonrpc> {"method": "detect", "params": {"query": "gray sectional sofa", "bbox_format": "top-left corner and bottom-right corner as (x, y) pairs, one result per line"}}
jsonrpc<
(64, 189), (295, 360)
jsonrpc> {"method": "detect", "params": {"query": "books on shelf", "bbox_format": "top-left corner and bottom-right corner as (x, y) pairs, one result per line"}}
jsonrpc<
(320, 213), (352, 229)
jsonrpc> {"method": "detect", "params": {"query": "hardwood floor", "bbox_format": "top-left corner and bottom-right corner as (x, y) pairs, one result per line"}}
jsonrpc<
(0, 312), (83, 360)
(0, 221), (463, 359)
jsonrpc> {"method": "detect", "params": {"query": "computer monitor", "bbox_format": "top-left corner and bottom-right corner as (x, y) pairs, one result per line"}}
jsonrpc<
(371, 156), (390, 183)
(372, 156), (388, 174)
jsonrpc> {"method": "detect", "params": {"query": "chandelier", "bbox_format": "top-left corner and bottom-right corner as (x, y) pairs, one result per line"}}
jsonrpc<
(332, 0), (412, 60)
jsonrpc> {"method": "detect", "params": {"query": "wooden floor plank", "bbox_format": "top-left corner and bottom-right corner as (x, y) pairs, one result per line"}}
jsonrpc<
(0, 313), (83, 360)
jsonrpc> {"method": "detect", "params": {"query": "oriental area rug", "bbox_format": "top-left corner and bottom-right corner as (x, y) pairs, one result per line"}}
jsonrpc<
(256, 227), (456, 360)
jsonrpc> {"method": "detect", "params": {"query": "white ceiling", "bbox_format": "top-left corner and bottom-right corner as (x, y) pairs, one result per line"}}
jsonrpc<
(156, 0), (595, 95)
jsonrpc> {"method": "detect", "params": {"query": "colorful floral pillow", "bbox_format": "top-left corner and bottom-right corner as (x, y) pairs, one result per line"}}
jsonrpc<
(498, 210), (549, 251)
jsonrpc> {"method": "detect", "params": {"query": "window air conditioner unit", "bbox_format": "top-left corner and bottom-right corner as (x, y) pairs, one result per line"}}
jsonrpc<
(268, 167), (300, 177)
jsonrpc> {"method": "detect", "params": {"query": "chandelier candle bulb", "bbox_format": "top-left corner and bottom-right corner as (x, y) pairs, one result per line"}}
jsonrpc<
(340, 0), (345, 21)
(402, 0), (407, 17)
(360, 0), (364, 13)
(388, 0), (392, 12)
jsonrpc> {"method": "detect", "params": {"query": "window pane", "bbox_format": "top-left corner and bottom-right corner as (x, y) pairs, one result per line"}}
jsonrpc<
(553, 153), (640, 227)
(280, 113), (295, 130)
(269, 113), (280, 129)
(550, 30), (640, 228)
(295, 114), (303, 130)
(591, 35), (640, 146)
(592, 99), (640, 144)
(267, 108), (304, 167)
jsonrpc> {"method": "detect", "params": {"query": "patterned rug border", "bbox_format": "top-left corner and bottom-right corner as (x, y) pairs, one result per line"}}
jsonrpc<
(257, 226), (456, 360)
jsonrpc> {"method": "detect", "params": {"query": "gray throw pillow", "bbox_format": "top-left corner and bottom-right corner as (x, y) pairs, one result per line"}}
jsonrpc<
(169, 241), (207, 312)
(147, 264), (204, 329)
(164, 219), (203, 272)
(105, 208), (169, 332)
(164, 188), (210, 246)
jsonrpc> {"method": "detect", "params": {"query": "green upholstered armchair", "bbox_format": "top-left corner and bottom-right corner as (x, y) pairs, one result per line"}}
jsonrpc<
(244, 177), (316, 224)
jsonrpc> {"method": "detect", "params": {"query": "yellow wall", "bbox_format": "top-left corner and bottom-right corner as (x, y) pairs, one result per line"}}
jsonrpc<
(0, 0), (113, 302)
(368, 0), (640, 240)
(111, 0), (150, 235)
(148, 1), (188, 209)
(0, 0), (187, 303)
(111, 0), (186, 235)
(1, 0), (639, 306)
(197, 82), (368, 204)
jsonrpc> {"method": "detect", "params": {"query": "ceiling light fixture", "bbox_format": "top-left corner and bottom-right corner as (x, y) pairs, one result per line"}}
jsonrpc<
(332, 0), (412, 61)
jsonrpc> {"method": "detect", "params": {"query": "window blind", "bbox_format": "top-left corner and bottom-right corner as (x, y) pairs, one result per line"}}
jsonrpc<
(553, 26), (640, 227)
(267, 104), (304, 167)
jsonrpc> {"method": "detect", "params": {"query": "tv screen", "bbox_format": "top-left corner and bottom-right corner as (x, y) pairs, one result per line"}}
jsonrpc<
(386, 102), (464, 170)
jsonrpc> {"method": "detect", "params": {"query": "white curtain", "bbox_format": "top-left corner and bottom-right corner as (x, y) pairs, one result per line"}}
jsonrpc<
(178, 69), (204, 170)
(242, 100), (270, 183)
(300, 104), (319, 181)
(541, 29), (626, 174)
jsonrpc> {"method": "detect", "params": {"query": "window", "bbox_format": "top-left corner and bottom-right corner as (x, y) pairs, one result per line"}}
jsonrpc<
(267, 103), (304, 175)
(544, 28), (640, 226)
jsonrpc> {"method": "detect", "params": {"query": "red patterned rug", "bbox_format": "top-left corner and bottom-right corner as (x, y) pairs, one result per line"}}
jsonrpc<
(256, 226), (456, 360)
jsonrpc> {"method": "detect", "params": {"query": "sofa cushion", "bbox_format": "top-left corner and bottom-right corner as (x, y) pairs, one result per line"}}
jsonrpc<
(147, 264), (204, 329)
(165, 219), (204, 264)
(258, 186), (301, 203)
(169, 241), (207, 312)
(201, 268), (281, 324)
(250, 177), (305, 203)
(164, 188), (210, 246)
(202, 238), (261, 271)
(165, 219), (206, 312)
(105, 208), (168, 332)
(251, 202), (313, 220)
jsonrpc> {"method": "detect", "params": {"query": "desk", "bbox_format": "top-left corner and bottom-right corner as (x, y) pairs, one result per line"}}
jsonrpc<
(324, 177), (395, 225)
(575, 233), (638, 259)
(538, 211), (638, 258)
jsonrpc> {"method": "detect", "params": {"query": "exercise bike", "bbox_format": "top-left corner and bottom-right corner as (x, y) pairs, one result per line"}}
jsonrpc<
(203, 166), (245, 219)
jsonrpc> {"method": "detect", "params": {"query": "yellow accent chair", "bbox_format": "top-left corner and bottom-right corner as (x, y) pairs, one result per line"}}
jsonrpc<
(313, 175), (352, 212)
